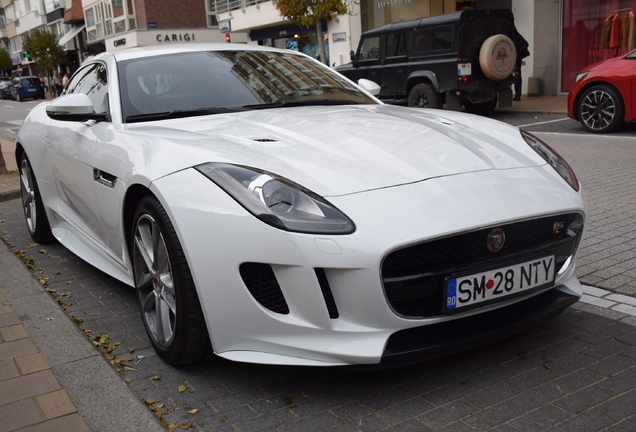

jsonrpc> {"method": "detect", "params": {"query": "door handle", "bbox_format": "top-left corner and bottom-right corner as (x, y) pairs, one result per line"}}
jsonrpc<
(93, 169), (117, 188)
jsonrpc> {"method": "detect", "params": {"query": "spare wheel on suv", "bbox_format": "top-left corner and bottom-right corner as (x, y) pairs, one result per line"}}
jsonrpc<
(479, 34), (516, 81)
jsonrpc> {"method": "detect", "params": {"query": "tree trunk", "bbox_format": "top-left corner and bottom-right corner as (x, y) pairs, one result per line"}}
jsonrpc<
(316, 18), (327, 65)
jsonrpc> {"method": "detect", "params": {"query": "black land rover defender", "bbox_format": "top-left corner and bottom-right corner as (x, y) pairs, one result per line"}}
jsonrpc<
(336, 9), (519, 115)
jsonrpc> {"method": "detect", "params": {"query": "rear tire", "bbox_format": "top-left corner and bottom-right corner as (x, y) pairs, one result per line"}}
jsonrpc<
(408, 83), (443, 109)
(131, 195), (211, 366)
(19, 153), (55, 244)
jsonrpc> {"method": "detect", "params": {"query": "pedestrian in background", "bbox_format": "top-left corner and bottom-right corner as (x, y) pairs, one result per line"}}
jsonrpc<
(513, 28), (530, 101)
(53, 72), (62, 97)
(62, 74), (69, 90)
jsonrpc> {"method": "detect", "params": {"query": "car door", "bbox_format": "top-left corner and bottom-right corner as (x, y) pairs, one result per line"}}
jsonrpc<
(351, 35), (382, 89)
(43, 62), (114, 252)
(381, 31), (408, 97)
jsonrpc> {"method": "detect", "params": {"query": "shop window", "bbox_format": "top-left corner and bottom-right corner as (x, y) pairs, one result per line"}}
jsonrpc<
(562, 0), (636, 92)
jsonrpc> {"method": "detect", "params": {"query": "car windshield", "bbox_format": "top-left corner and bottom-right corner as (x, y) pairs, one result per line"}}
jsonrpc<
(118, 50), (377, 123)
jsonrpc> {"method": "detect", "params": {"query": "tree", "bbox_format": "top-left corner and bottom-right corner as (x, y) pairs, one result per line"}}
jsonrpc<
(0, 49), (12, 76)
(22, 29), (66, 91)
(274, 0), (347, 64)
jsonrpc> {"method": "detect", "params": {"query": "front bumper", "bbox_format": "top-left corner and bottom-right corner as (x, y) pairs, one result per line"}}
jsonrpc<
(151, 163), (585, 366)
(378, 288), (577, 369)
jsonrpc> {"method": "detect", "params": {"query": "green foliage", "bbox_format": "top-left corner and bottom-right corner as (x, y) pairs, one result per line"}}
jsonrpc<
(0, 49), (12, 74)
(273, 0), (347, 63)
(22, 29), (67, 74)
(274, 0), (347, 28)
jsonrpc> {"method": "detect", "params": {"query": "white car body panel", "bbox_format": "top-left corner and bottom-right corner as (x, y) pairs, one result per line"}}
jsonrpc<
(15, 44), (586, 366)
(151, 163), (584, 365)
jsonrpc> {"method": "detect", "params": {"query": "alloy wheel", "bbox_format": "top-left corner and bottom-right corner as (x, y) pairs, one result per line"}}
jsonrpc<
(580, 89), (616, 131)
(133, 214), (177, 348)
(20, 158), (37, 235)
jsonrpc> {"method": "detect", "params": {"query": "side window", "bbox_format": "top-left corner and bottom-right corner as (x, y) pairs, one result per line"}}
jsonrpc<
(357, 36), (380, 60)
(413, 26), (454, 54)
(434, 26), (453, 51)
(66, 63), (109, 114)
(413, 29), (434, 54)
(386, 32), (407, 58)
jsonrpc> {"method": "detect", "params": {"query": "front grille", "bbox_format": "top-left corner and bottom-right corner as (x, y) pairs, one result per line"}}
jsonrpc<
(240, 263), (290, 314)
(382, 213), (584, 318)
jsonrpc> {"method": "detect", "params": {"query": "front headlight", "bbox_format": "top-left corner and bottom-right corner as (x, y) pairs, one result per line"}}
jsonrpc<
(195, 163), (355, 234)
(521, 130), (579, 191)
(575, 71), (589, 83)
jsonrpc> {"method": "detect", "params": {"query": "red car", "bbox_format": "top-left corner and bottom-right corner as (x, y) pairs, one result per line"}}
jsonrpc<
(567, 49), (636, 133)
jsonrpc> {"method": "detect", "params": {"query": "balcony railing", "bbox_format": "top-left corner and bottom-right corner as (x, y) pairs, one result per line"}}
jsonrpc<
(214, 0), (265, 14)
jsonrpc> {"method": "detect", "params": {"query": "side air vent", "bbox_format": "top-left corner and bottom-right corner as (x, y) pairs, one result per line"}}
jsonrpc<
(315, 268), (339, 319)
(239, 263), (289, 314)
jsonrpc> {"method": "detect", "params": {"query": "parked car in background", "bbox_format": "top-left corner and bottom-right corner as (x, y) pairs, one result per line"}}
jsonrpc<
(336, 9), (519, 115)
(16, 44), (585, 368)
(11, 76), (46, 101)
(0, 77), (12, 100)
(567, 49), (636, 133)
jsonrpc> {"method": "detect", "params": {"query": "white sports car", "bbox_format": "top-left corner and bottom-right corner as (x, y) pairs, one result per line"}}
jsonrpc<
(17, 44), (585, 367)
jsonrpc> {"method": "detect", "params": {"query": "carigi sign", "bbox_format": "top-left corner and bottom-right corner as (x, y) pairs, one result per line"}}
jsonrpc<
(156, 33), (195, 43)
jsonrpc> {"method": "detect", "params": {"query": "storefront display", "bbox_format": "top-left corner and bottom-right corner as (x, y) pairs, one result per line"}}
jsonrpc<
(562, 0), (636, 92)
(253, 22), (330, 64)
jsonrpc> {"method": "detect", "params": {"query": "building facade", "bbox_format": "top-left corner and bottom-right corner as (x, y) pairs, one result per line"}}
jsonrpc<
(81, 0), (246, 54)
(1, 1), (635, 94)
(216, 0), (635, 96)
(0, 0), (82, 76)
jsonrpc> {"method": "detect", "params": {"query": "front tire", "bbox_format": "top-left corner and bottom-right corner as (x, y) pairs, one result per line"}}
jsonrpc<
(408, 83), (443, 109)
(19, 153), (55, 243)
(131, 195), (211, 366)
(577, 84), (624, 133)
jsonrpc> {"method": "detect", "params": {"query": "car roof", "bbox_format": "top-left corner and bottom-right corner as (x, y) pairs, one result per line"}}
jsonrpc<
(361, 9), (514, 36)
(90, 43), (302, 63)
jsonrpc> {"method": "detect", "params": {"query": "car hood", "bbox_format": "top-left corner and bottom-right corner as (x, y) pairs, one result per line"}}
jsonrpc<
(122, 105), (545, 196)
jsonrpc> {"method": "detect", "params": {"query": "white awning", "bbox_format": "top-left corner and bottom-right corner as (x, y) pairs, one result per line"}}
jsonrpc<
(58, 25), (86, 47)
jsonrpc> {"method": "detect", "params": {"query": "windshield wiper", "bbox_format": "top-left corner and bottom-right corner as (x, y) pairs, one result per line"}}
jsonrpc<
(241, 99), (362, 110)
(125, 107), (244, 123)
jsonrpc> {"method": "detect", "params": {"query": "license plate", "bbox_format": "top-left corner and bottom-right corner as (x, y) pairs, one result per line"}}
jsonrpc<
(458, 63), (472, 76)
(445, 255), (555, 312)
(28, 88), (36, 92)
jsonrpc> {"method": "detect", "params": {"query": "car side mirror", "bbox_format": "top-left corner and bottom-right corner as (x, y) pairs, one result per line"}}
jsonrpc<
(46, 93), (108, 122)
(350, 50), (357, 67)
(357, 79), (381, 97)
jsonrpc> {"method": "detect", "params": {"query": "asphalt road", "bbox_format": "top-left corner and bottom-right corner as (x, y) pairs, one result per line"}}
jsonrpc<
(2, 103), (636, 432)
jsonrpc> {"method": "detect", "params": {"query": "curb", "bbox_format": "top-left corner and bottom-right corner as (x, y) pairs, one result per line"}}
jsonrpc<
(0, 240), (164, 431)
(0, 189), (20, 203)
